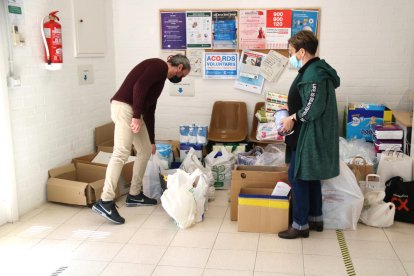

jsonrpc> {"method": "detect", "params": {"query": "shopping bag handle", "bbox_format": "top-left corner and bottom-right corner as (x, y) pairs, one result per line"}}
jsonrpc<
(351, 156), (367, 166)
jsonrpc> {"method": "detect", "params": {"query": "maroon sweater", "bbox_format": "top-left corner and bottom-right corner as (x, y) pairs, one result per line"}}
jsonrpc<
(111, 58), (168, 144)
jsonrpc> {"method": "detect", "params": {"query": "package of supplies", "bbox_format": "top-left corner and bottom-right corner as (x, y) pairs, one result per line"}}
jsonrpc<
(373, 124), (403, 140)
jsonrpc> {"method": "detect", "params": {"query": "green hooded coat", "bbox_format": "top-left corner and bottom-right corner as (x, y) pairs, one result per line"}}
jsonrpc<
(286, 59), (341, 180)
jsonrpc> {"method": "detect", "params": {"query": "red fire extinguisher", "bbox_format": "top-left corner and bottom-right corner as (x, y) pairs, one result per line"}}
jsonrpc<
(41, 11), (62, 70)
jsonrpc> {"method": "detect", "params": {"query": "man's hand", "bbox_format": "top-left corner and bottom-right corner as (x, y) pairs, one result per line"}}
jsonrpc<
(151, 144), (156, 155)
(130, 118), (142, 133)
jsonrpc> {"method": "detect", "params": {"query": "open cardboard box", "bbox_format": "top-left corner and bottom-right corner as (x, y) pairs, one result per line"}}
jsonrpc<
(238, 187), (289, 233)
(72, 151), (132, 197)
(95, 122), (136, 154)
(95, 122), (115, 152)
(47, 163), (106, 206)
(230, 165), (288, 221)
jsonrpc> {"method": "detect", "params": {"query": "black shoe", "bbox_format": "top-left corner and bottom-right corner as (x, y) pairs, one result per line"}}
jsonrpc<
(309, 221), (324, 232)
(92, 200), (125, 224)
(126, 192), (157, 207)
(278, 227), (309, 239)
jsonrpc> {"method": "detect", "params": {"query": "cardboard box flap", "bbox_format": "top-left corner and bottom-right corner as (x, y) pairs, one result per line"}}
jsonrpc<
(235, 165), (288, 172)
(76, 163), (106, 182)
(47, 178), (88, 205)
(88, 179), (105, 204)
(95, 122), (114, 147)
(48, 163), (76, 178)
(72, 153), (97, 164)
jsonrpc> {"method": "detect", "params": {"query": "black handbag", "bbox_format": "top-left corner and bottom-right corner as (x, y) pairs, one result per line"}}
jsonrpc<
(384, 176), (414, 223)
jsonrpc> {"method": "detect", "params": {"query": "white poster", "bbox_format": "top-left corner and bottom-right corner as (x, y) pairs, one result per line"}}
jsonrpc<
(234, 50), (266, 94)
(187, 49), (204, 76)
(260, 50), (288, 82)
(169, 78), (195, 97)
(203, 52), (238, 79)
(186, 11), (212, 48)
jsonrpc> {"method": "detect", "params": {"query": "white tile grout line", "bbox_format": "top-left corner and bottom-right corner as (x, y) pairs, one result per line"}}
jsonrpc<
(98, 204), (157, 275)
(383, 227), (410, 276)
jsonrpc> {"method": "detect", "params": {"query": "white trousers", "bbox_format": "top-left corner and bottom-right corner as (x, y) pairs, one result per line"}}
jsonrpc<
(101, 100), (151, 201)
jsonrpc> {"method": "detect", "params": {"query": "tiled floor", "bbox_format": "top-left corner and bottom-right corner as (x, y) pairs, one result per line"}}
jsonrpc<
(1, 190), (414, 276)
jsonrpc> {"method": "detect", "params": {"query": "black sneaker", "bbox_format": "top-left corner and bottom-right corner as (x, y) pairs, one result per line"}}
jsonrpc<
(126, 192), (157, 207)
(92, 199), (125, 224)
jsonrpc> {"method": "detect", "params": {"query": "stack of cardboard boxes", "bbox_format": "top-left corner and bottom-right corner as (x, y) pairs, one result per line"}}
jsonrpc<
(230, 165), (289, 234)
(47, 122), (133, 206)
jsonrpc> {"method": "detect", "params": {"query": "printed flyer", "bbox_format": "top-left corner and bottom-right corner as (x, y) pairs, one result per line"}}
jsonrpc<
(239, 10), (267, 49)
(161, 12), (187, 50)
(292, 10), (319, 36)
(265, 10), (292, 49)
(235, 50), (266, 94)
(187, 49), (204, 76)
(186, 11), (212, 48)
(203, 52), (238, 79)
(212, 11), (238, 49)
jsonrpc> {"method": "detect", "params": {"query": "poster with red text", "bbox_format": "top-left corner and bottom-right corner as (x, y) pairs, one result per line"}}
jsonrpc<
(265, 10), (292, 49)
(239, 10), (266, 50)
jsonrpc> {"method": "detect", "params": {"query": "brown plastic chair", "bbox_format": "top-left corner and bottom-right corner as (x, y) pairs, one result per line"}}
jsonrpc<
(208, 101), (248, 142)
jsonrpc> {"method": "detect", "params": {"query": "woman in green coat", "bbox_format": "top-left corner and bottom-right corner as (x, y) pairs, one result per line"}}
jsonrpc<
(278, 30), (340, 239)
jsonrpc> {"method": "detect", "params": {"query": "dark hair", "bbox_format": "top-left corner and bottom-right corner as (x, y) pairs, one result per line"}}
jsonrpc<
(288, 30), (318, 55)
(168, 54), (191, 71)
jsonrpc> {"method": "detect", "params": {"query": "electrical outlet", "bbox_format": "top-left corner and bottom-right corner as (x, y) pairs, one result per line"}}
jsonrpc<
(78, 64), (94, 85)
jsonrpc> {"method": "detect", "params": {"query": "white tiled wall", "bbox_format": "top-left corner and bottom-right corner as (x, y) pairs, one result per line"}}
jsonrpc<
(112, 0), (414, 140)
(7, 0), (116, 215)
(7, 0), (414, 217)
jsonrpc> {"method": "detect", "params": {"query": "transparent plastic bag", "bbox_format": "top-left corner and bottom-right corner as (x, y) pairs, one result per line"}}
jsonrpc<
(237, 146), (264, 165)
(254, 144), (286, 166)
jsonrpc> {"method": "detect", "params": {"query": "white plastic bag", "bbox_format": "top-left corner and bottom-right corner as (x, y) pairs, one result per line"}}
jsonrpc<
(321, 161), (364, 230)
(360, 190), (395, 227)
(143, 154), (167, 202)
(204, 146), (235, 190)
(377, 150), (412, 185)
(180, 148), (215, 199)
(192, 171), (209, 223)
(160, 169), (197, 229)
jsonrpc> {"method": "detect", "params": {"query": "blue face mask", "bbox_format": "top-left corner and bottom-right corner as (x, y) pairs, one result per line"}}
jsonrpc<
(289, 54), (302, 69)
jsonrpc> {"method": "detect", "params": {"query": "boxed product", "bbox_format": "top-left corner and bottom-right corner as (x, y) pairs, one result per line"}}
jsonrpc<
(372, 124), (403, 140)
(230, 165), (289, 221)
(238, 187), (289, 233)
(346, 103), (392, 141)
(47, 163), (106, 206)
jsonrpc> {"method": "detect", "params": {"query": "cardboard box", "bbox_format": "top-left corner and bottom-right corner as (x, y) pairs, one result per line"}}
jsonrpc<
(230, 165), (289, 221)
(238, 188), (289, 233)
(346, 103), (392, 141)
(47, 163), (106, 206)
(95, 122), (115, 152)
(95, 122), (136, 155)
(72, 152), (132, 196)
